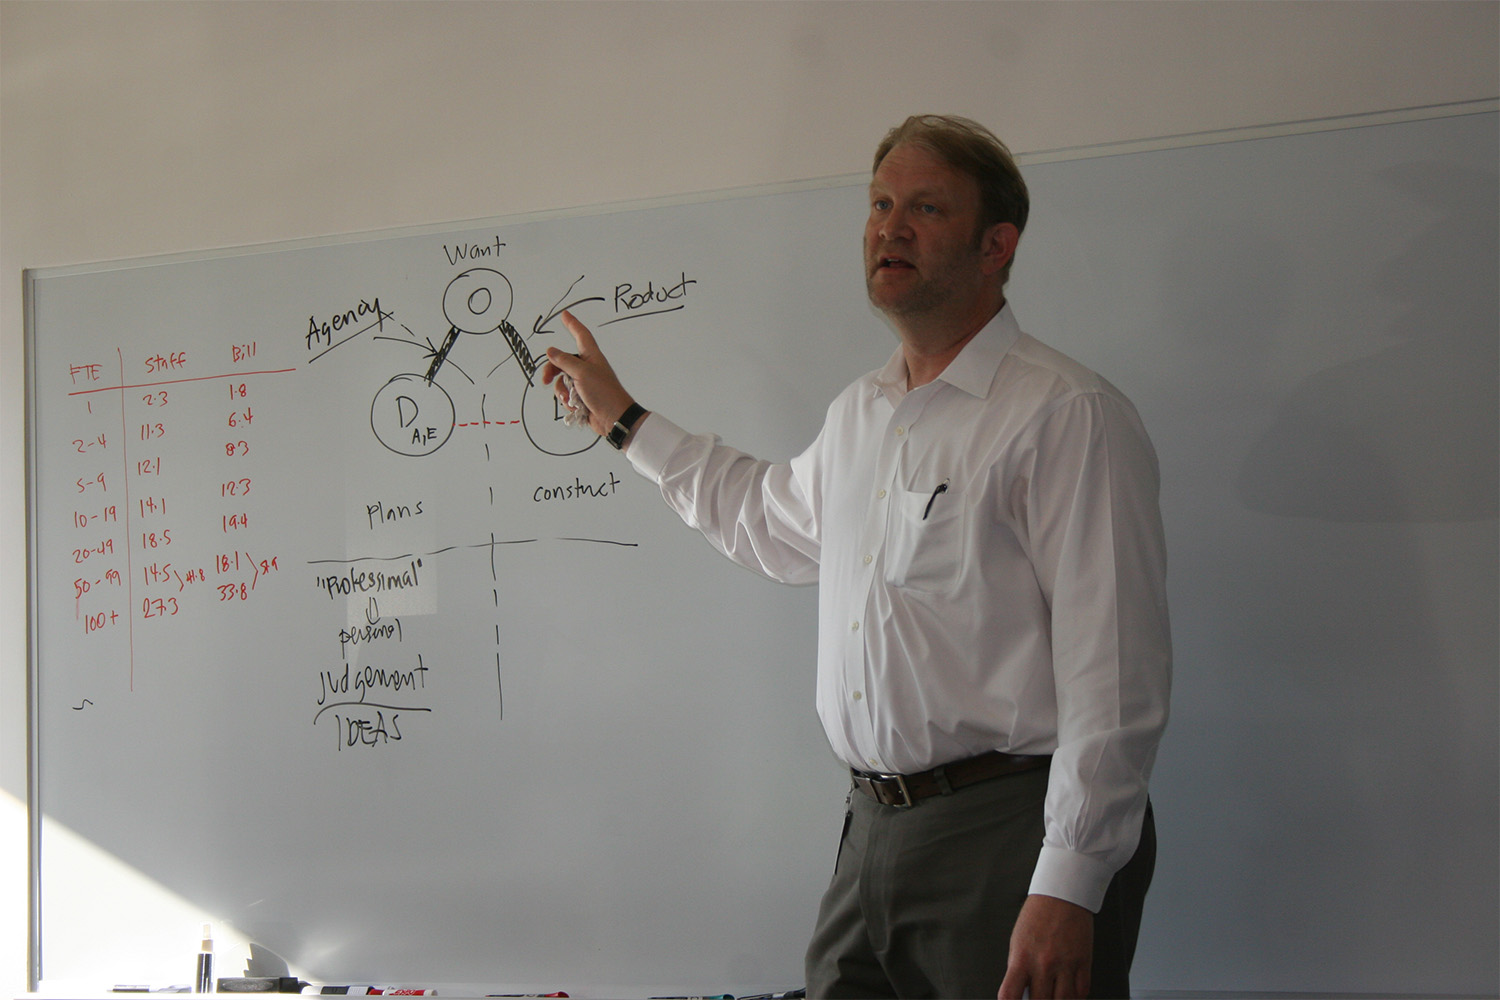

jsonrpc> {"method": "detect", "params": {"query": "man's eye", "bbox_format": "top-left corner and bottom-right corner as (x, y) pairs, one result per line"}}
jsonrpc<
(919, 204), (939, 215)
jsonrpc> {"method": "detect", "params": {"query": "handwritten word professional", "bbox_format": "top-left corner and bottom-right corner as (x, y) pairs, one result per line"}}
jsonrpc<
(542, 115), (1171, 1000)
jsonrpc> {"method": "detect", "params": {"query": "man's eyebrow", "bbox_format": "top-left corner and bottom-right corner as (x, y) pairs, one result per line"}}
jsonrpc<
(868, 185), (949, 204)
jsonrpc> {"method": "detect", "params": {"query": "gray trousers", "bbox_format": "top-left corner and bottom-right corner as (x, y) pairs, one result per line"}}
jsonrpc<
(804, 766), (1156, 999)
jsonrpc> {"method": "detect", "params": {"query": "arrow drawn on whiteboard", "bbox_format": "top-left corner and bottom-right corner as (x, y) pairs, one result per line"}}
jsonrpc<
(424, 325), (463, 385)
(374, 323), (477, 385)
(484, 274), (604, 379)
(534, 275), (607, 335)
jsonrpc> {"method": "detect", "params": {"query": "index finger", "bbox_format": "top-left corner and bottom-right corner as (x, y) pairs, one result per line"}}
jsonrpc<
(559, 310), (601, 356)
(997, 967), (1027, 1000)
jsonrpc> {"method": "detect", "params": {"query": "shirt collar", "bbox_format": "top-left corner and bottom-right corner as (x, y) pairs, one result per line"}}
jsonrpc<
(871, 304), (1021, 402)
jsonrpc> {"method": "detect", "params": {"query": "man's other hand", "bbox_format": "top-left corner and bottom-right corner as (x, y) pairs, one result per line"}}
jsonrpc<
(998, 894), (1094, 999)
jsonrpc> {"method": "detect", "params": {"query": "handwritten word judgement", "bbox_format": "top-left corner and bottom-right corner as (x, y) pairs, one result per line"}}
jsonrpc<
(317, 656), (430, 708)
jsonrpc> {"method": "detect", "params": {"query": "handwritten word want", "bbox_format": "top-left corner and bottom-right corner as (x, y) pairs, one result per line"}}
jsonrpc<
(442, 235), (506, 266)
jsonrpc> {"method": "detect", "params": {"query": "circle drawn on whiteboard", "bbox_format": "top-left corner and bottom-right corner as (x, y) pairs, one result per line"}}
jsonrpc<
(371, 373), (456, 456)
(443, 268), (513, 335)
(521, 378), (599, 457)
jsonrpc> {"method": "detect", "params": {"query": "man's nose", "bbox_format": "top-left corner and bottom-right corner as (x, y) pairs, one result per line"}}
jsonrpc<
(880, 207), (914, 241)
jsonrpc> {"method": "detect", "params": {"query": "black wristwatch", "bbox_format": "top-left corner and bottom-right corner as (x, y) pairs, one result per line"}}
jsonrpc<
(605, 402), (647, 450)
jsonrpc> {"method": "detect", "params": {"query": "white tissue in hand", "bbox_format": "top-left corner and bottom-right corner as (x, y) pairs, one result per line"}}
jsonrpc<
(558, 374), (592, 428)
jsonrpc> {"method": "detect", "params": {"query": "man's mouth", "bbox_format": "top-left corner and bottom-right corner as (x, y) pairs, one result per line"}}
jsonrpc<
(878, 255), (915, 271)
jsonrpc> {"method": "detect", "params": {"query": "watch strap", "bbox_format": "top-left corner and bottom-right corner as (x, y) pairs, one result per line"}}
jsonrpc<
(606, 402), (647, 450)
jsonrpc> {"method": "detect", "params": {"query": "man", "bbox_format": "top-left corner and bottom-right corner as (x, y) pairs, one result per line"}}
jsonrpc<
(541, 114), (1171, 999)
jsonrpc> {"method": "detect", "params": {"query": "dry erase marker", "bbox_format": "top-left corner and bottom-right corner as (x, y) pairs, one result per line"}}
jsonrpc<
(195, 925), (214, 994)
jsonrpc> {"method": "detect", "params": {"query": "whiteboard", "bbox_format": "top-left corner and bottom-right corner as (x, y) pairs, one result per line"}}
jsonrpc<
(27, 110), (1498, 997)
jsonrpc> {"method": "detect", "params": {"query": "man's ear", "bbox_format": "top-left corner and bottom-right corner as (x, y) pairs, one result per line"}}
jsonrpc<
(980, 222), (1020, 277)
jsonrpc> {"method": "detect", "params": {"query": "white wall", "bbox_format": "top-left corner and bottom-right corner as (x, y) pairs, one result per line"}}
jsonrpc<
(3, 1), (1496, 993)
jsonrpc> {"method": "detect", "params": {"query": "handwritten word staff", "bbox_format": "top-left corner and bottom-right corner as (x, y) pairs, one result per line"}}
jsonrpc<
(540, 115), (1171, 1000)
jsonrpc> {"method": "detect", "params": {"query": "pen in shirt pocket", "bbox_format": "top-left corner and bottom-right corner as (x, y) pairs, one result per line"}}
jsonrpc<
(922, 478), (950, 520)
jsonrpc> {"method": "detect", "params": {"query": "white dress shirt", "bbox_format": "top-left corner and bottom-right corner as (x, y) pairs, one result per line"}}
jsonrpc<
(626, 305), (1171, 912)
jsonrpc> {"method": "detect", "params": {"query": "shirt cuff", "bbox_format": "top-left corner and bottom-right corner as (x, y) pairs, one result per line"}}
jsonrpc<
(623, 411), (690, 482)
(1028, 845), (1116, 913)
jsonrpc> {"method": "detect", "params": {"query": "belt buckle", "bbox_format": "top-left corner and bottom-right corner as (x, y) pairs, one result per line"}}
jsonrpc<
(878, 771), (915, 808)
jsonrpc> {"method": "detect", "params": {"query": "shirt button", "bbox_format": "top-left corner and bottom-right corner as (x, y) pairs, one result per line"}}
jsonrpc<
(867, 757), (880, 768)
(876, 488), (887, 500)
(852, 690), (863, 702)
(894, 426), (906, 437)
(863, 554), (873, 565)
(851, 620), (860, 632)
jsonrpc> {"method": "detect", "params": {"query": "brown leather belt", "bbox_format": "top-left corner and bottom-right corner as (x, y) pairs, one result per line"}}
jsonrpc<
(851, 750), (1051, 808)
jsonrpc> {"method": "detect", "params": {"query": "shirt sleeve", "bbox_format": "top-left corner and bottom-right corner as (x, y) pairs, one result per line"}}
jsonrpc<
(626, 412), (822, 586)
(1018, 391), (1172, 912)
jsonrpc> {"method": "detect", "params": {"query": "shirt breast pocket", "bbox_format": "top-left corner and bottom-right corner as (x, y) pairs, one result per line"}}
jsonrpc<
(884, 483), (964, 592)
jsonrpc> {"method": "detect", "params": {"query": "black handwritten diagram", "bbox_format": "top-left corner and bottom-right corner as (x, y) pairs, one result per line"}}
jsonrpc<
(294, 258), (700, 750)
(47, 240), (707, 760)
(325, 264), (697, 459)
(365, 268), (599, 458)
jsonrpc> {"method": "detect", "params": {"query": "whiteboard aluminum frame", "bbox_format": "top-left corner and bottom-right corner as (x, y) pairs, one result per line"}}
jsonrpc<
(24, 97), (1498, 994)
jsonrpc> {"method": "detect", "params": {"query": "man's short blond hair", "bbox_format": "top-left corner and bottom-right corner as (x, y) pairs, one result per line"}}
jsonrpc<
(874, 115), (1030, 280)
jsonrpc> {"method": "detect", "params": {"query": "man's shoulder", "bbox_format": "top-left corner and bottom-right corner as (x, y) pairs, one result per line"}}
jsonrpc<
(1005, 332), (1106, 393)
(1001, 331), (1135, 411)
